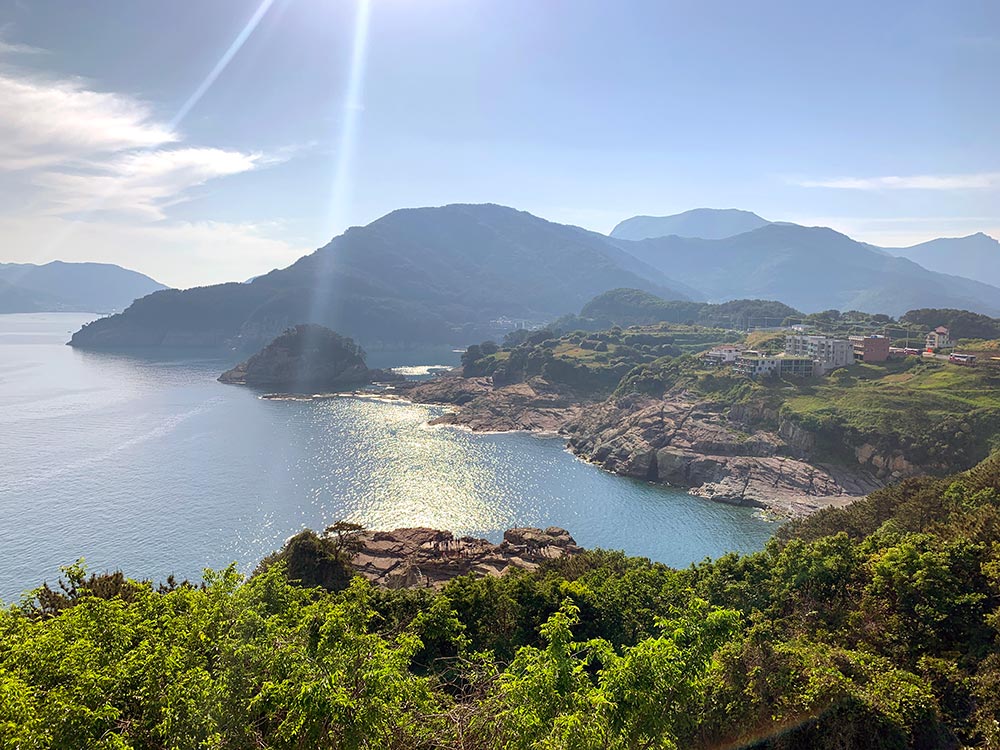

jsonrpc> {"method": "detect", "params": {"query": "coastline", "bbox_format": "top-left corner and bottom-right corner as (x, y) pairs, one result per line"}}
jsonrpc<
(243, 371), (877, 520)
(393, 372), (880, 519)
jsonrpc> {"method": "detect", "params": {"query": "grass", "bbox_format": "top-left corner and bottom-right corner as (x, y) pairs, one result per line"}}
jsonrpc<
(785, 361), (1000, 423)
(775, 359), (1000, 468)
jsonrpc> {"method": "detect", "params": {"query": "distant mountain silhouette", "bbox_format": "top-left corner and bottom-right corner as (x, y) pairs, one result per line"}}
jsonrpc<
(888, 233), (1000, 289)
(0, 261), (166, 314)
(67, 206), (1000, 349)
(610, 208), (771, 241)
(70, 204), (694, 350)
(616, 223), (1000, 317)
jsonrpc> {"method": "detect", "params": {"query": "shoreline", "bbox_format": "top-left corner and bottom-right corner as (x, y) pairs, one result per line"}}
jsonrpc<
(249, 375), (875, 520)
(396, 373), (879, 519)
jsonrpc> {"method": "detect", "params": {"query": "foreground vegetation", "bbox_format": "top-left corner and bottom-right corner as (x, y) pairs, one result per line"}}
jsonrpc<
(5, 452), (1000, 748)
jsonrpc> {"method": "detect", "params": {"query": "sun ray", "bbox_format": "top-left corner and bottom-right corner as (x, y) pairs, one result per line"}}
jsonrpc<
(169, 0), (278, 130)
(307, 0), (373, 328)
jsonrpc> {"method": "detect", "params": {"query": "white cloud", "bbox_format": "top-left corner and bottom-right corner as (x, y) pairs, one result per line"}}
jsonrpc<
(34, 147), (263, 219)
(0, 39), (46, 55)
(0, 58), (305, 285)
(795, 172), (1000, 190)
(0, 73), (178, 170)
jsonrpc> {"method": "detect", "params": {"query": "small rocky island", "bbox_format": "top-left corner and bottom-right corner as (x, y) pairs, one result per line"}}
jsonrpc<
(219, 324), (399, 392)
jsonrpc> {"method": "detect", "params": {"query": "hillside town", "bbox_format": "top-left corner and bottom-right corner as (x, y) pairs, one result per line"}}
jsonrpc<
(704, 325), (978, 379)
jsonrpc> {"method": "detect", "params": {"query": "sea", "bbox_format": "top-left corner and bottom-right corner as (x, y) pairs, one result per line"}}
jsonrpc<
(0, 313), (776, 601)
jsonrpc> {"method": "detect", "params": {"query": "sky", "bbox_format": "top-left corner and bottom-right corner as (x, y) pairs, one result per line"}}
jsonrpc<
(0, 0), (998, 288)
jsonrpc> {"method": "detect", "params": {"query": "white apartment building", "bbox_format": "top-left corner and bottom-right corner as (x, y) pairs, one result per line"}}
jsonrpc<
(703, 345), (743, 367)
(784, 334), (854, 375)
(734, 353), (779, 378)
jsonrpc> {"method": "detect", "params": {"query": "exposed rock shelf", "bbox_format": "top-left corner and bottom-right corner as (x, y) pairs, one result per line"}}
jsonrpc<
(564, 395), (882, 518)
(347, 526), (581, 588)
(396, 373), (587, 432)
(399, 373), (881, 518)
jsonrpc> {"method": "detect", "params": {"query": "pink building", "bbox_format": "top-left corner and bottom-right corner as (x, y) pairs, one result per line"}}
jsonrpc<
(849, 335), (890, 362)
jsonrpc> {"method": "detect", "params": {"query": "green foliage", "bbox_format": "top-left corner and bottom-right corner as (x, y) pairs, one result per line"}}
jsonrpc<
(903, 308), (1000, 340)
(255, 528), (356, 592)
(458, 324), (733, 395)
(780, 359), (1000, 469)
(552, 290), (800, 334)
(8, 454), (1000, 747)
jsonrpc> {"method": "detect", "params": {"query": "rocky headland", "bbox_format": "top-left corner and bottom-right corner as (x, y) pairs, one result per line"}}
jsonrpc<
(219, 324), (401, 392)
(563, 395), (882, 517)
(347, 526), (581, 588)
(398, 373), (882, 518)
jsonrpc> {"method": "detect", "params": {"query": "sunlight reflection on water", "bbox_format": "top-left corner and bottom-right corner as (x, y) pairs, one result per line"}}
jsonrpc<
(0, 314), (777, 600)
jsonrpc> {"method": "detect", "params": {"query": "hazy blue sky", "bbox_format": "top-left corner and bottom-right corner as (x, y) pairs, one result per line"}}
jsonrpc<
(0, 0), (997, 287)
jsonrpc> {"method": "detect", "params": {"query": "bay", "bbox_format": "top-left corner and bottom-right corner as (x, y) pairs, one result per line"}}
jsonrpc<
(0, 313), (776, 601)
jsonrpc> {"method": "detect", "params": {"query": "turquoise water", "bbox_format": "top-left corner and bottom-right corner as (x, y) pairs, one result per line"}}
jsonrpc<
(0, 313), (776, 600)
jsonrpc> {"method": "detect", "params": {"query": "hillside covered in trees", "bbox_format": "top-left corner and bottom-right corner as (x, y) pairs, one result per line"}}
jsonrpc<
(4, 453), (1000, 748)
(549, 289), (799, 332)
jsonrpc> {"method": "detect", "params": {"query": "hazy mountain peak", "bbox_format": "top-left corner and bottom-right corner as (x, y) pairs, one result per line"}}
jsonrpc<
(889, 231), (1000, 288)
(0, 261), (166, 314)
(610, 208), (771, 241)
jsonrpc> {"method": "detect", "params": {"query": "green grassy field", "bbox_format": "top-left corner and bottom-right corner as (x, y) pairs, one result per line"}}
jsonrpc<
(776, 359), (1000, 468)
(784, 360), (1000, 425)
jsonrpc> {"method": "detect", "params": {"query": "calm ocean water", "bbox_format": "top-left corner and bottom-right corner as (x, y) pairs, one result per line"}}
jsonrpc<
(0, 313), (776, 600)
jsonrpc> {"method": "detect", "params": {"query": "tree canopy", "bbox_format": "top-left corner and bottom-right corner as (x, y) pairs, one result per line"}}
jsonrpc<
(4, 450), (1000, 747)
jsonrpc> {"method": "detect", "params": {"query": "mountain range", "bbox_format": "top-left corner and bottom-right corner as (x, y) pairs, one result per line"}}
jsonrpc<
(66, 204), (1000, 350)
(0, 261), (166, 314)
(69, 204), (692, 350)
(888, 233), (1000, 289)
(618, 222), (1000, 316)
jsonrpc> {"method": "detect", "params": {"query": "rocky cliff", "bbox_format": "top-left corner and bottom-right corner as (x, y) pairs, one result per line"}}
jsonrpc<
(401, 371), (882, 517)
(397, 373), (587, 432)
(564, 395), (882, 517)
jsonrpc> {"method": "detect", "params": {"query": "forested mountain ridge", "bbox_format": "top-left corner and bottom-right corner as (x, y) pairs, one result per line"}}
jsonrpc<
(69, 204), (693, 351)
(66, 204), (1000, 350)
(551, 287), (800, 331)
(890, 232), (1000, 288)
(610, 207), (771, 240)
(619, 222), (1000, 317)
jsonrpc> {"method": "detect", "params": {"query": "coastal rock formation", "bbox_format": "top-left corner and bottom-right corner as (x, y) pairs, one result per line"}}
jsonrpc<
(565, 396), (881, 517)
(399, 374), (586, 432)
(400, 372), (880, 517)
(347, 526), (581, 588)
(395, 365), (897, 517)
(219, 324), (400, 392)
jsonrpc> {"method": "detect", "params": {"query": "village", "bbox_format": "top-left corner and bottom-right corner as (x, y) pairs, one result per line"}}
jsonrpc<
(703, 325), (978, 379)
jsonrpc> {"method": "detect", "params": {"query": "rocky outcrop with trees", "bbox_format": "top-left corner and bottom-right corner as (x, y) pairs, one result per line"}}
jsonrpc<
(256, 522), (582, 591)
(219, 324), (400, 392)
